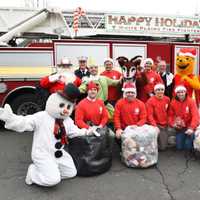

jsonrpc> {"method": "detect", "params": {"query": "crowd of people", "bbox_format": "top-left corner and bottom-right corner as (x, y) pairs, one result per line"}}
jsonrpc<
(39, 56), (200, 152)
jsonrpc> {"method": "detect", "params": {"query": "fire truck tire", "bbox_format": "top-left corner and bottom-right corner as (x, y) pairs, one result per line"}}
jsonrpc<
(10, 93), (41, 116)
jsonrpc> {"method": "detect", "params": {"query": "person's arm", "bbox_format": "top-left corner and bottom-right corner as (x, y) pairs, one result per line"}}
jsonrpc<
(75, 104), (89, 129)
(114, 101), (122, 130)
(137, 102), (147, 126)
(168, 101), (175, 127)
(0, 104), (36, 132)
(146, 100), (157, 126)
(106, 76), (120, 86)
(99, 103), (109, 127)
(156, 73), (164, 84)
(189, 100), (200, 130)
(73, 77), (82, 87)
(78, 82), (87, 94)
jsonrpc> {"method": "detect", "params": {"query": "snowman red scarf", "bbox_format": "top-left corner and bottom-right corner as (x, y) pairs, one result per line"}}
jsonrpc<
(54, 119), (68, 145)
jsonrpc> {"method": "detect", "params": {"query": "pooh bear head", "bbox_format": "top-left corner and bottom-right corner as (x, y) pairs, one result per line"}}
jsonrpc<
(176, 48), (196, 76)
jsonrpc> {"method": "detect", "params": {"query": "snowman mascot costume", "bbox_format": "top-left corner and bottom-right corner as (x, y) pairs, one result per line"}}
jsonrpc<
(0, 83), (87, 187)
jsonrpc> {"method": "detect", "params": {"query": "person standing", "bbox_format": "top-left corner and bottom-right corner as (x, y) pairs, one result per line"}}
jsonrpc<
(168, 85), (199, 150)
(146, 83), (170, 150)
(74, 56), (90, 79)
(157, 60), (174, 98)
(137, 58), (163, 103)
(100, 58), (122, 106)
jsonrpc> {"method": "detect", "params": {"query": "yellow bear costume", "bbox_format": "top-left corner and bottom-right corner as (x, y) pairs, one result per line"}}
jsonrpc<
(174, 48), (200, 98)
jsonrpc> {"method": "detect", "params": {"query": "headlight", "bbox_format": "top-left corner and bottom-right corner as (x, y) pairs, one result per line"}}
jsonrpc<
(0, 83), (7, 93)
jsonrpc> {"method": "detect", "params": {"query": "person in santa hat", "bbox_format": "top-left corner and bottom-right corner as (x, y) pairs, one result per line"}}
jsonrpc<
(114, 82), (147, 140)
(40, 57), (82, 94)
(100, 58), (122, 106)
(75, 81), (108, 130)
(137, 58), (163, 103)
(168, 85), (199, 150)
(146, 83), (170, 150)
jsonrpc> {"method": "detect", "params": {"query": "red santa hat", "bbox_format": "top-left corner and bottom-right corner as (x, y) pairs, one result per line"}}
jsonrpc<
(178, 48), (196, 58)
(154, 83), (165, 91)
(87, 81), (99, 91)
(174, 85), (187, 93)
(122, 82), (136, 94)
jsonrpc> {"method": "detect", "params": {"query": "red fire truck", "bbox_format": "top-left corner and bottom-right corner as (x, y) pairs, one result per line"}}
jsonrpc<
(0, 39), (199, 115)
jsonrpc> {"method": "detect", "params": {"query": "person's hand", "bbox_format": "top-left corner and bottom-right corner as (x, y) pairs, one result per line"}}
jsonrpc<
(130, 125), (137, 129)
(185, 128), (193, 135)
(116, 129), (123, 139)
(155, 126), (160, 134)
(0, 104), (14, 122)
(48, 74), (60, 82)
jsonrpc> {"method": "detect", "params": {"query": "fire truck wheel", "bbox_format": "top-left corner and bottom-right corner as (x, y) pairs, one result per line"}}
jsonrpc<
(10, 93), (41, 116)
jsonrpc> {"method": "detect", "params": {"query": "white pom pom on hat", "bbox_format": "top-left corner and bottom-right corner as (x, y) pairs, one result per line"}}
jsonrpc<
(174, 85), (187, 93)
(104, 58), (113, 64)
(141, 58), (154, 68)
(122, 82), (136, 93)
(154, 83), (165, 91)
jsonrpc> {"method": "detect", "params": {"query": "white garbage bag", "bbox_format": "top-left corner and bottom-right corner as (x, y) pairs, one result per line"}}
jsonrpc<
(194, 125), (200, 151)
(121, 125), (158, 168)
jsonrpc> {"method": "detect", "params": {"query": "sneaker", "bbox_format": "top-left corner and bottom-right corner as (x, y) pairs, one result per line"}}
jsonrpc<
(25, 165), (33, 185)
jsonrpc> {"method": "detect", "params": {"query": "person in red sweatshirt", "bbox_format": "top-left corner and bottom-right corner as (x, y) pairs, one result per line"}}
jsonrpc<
(137, 58), (163, 103)
(168, 85), (199, 150)
(40, 57), (81, 94)
(114, 82), (147, 140)
(146, 83), (170, 150)
(75, 81), (108, 129)
(100, 58), (122, 106)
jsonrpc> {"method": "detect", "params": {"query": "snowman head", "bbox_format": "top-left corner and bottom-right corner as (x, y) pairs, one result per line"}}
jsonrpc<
(45, 83), (80, 119)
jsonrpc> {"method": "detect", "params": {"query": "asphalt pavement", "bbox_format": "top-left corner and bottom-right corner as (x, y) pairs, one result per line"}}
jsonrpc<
(0, 129), (200, 200)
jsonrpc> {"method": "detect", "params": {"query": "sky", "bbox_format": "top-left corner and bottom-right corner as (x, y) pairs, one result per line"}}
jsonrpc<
(0, 0), (200, 16)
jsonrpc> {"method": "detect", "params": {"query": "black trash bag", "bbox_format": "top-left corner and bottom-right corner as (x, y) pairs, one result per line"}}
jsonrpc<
(68, 127), (113, 176)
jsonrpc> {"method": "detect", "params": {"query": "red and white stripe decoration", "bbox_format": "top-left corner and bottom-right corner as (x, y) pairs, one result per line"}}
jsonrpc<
(73, 7), (86, 33)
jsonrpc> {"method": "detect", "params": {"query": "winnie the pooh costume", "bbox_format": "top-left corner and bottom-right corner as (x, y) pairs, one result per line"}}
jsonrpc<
(174, 48), (200, 98)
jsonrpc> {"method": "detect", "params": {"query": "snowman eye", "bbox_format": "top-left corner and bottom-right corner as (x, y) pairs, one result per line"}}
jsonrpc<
(59, 103), (65, 108)
(67, 105), (71, 109)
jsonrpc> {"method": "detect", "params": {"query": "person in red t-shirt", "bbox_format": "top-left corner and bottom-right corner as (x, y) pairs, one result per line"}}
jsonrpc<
(101, 58), (122, 106)
(75, 81), (108, 130)
(146, 83), (170, 150)
(137, 58), (163, 103)
(114, 82), (147, 140)
(168, 85), (199, 150)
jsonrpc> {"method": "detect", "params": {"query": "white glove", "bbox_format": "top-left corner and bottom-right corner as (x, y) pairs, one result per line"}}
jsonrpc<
(48, 74), (60, 82)
(155, 126), (160, 135)
(0, 104), (14, 122)
(185, 128), (193, 135)
(86, 126), (100, 137)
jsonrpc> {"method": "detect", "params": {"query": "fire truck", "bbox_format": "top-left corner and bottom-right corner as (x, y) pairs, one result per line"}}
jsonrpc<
(0, 7), (200, 115)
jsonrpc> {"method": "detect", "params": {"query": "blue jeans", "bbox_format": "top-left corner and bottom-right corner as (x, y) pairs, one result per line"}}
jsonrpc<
(176, 131), (195, 150)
